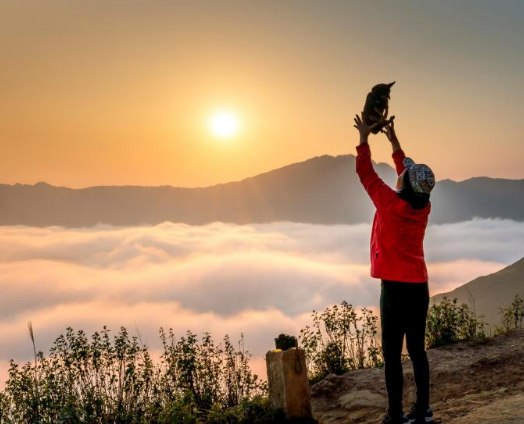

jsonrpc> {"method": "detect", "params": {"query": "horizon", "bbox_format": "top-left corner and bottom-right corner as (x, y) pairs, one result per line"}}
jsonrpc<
(3, 152), (524, 190)
(1, 1), (524, 187)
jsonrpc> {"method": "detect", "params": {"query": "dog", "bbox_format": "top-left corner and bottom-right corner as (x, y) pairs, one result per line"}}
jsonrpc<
(363, 81), (395, 134)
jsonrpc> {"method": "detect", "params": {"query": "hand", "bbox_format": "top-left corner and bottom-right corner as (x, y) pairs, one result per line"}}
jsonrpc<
(381, 120), (401, 152)
(381, 120), (398, 143)
(353, 112), (378, 144)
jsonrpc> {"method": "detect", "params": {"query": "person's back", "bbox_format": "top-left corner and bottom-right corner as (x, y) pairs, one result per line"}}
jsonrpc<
(372, 197), (429, 281)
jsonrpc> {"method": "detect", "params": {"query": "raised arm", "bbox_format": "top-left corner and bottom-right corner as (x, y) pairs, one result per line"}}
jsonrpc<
(382, 121), (406, 175)
(353, 113), (398, 210)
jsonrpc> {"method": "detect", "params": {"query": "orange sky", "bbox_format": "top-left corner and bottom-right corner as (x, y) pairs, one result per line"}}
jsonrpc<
(1, 0), (523, 188)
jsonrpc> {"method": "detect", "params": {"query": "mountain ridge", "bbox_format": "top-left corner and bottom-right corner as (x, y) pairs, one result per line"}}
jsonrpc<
(9, 154), (523, 190)
(1, 154), (523, 227)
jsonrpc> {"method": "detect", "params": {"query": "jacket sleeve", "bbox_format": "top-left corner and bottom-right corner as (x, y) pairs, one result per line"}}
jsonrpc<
(356, 142), (398, 210)
(392, 148), (406, 175)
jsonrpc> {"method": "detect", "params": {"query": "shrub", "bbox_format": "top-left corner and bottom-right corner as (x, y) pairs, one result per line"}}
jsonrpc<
(425, 297), (485, 348)
(0, 326), (266, 423)
(299, 301), (382, 383)
(158, 329), (266, 413)
(206, 396), (285, 424)
(496, 294), (524, 335)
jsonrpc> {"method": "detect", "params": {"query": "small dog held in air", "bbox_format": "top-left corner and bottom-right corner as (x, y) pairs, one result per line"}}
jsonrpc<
(363, 81), (396, 134)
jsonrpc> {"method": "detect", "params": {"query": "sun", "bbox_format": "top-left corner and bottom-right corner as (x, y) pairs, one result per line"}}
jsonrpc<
(209, 110), (240, 139)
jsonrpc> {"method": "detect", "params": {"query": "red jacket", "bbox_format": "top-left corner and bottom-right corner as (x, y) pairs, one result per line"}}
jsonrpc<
(356, 142), (430, 283)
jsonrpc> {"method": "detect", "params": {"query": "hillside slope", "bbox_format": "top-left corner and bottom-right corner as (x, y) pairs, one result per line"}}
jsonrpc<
(431, 257), (524, 329)
(311, 330), (524, 423)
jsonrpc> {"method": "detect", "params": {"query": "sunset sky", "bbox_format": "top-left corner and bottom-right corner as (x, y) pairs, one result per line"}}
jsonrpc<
(1, 0), (523, 188)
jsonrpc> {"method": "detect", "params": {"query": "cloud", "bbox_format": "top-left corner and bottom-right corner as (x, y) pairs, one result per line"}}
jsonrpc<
(0, 219), (522, 382)
(425, 218), (524, 264)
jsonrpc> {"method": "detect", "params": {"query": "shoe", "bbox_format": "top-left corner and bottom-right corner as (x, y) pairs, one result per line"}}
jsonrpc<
(382, 411), (408, 424)
(406, 403), (434, 423)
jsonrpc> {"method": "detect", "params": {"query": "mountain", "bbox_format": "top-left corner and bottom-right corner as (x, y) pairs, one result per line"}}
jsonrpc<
(430, 177), (524, 224)
(431, 257), (524, 329)
(1, 154), (523, 227)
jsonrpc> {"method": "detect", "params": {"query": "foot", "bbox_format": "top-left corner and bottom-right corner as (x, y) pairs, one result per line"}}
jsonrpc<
(406, 403), (434, 423)
(382, 411), (408, 424)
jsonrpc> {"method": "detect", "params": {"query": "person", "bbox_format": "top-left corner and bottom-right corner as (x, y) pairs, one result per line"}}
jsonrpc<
(353, 112), (435, 424)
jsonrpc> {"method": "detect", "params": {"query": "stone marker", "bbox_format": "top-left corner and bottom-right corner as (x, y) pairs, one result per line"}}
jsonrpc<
(266, 347), (313, 420)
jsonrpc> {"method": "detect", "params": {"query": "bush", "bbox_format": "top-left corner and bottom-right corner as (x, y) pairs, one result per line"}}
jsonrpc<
(496, 294), (524, 335)
(0, 326), (266, 423)
(299, 301), (382, 383)
(206, 396), (285, 424)
(425, 297), (485, 348)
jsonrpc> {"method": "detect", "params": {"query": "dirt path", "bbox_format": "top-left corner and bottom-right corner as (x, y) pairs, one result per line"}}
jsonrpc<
(447, 393), (524, 424)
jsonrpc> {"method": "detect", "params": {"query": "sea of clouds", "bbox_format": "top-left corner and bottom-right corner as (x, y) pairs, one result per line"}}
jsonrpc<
(0, 218), (523, 381)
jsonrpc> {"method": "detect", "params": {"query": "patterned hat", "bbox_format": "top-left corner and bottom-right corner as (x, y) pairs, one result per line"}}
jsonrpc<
(403, 157), (435, 194)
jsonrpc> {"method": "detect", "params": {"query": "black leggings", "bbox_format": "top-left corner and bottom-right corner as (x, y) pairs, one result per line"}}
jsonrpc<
(380, 280), (430, 415)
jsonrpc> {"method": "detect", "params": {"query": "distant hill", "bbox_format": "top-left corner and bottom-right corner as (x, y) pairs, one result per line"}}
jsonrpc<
(1, 154), (523, 227)
(431, 257), (524, 329)
(430, 177), (524, 223)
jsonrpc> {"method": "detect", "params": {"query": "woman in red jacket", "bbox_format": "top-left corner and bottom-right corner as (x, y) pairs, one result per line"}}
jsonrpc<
(353, 113), (435, 424)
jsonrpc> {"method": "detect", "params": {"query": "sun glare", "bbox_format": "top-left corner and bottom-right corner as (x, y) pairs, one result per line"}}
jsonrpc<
(209, 110), (240, 139)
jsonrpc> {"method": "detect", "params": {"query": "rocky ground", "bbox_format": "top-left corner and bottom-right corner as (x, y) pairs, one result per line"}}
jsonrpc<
(310, 330), (524, 423)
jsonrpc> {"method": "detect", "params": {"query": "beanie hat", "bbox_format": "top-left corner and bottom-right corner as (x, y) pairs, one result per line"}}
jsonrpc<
(403, 157), (435, 194)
